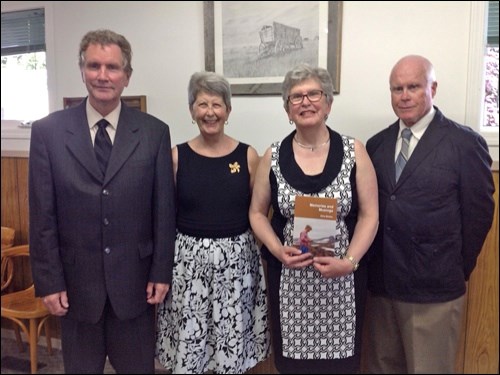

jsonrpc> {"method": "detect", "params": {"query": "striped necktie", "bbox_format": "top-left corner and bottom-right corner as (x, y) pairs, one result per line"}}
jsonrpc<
(395, 128), (412, 182)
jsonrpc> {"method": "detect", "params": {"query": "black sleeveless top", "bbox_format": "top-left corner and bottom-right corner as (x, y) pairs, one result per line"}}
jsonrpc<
(176, 142), (251, 238)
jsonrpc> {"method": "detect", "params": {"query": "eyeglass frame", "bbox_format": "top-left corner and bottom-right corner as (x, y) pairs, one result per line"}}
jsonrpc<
(287, 90), (325, 105)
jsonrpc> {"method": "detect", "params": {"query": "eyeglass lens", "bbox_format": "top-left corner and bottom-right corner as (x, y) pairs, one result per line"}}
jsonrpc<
(289, 90), (323, 104)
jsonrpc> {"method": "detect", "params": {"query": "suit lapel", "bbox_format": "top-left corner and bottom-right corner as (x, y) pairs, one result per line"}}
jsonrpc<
(65, 104), (103, 182)
(104, 109), (140, 185)
(64, 101), (142, 185)
(381, 123), (400, 187)
(396, 109), (448, 185)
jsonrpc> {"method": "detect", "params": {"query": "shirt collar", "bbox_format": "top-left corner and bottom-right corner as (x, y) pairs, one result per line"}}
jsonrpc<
(86, 99), (121, 130)
(398, 106), (435, 141)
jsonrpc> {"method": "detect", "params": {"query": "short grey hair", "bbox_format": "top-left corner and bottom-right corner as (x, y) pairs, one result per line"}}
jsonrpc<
(188, 71), (232, 111)
(282, 64), (334, 111)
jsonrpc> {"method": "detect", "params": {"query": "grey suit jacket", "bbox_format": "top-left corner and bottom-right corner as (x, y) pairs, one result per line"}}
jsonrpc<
(29, 99), (176, 323)
(366, 107), (495, 303)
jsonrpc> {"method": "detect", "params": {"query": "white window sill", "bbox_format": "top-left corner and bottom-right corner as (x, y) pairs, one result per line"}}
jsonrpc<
(1, 120), (32, 139)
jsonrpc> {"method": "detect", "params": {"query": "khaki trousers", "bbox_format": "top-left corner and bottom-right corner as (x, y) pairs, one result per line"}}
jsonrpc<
(362, 293), (465, 374)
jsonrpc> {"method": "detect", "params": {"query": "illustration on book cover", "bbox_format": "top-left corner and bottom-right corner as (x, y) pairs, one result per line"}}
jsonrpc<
(293, 195), (339, 257)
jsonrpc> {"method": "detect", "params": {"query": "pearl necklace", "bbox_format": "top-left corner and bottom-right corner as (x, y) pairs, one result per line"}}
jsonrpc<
(293, 136), (330, 151)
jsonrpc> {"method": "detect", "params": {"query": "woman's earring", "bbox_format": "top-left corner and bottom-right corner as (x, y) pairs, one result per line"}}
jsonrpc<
(289, 120), (294, 125)
(225, 121), (229, 126)
(191, 120), (195, 124)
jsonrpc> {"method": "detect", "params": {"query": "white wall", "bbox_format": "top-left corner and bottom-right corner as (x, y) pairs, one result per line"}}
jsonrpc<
(2, 1), (498, 160)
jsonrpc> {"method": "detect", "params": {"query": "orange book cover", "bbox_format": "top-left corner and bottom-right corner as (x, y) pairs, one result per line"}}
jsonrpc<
(293, 196), (338, 257)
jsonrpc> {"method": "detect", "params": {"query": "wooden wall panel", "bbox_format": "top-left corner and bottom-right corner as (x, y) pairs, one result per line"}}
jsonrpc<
(16, 159), (30, 245)
(1, 158), (22, 241)
(455, 289), (467, 372)
(463, 171), (499, 374)
(1, 157), (58, 337)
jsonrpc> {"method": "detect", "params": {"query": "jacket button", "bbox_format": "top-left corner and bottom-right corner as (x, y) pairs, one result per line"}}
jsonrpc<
(103, 218), (109, 225)
(104, 247), (111, 254)
(102, 189), (110, 196)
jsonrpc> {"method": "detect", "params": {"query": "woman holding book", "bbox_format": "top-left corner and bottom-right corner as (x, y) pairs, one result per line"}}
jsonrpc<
(249, 64), (379, 374)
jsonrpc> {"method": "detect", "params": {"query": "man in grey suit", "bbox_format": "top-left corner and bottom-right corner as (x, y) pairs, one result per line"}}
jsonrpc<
(363, 55), (495, 373)
(28, 29), (176, 373)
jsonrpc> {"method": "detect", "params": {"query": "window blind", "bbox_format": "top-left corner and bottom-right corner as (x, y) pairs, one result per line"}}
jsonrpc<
(1, 8), (45, 56)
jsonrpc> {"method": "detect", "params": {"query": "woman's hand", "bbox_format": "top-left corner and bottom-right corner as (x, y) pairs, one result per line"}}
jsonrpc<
(279, 245), (314, 268)
(312, 256), (355, 278)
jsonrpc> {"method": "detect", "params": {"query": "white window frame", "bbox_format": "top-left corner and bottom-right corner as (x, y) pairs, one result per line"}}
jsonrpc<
(465, 1), (499, 147)
(1, 1), (55, 142)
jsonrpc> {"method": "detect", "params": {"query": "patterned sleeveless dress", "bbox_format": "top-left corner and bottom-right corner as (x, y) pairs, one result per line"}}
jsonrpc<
(262, 128), (368, 374)
(156, 142), (270, 373)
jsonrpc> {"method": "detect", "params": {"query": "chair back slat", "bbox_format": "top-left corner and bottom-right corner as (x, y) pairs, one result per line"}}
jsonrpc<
(1, 226), (16, 250)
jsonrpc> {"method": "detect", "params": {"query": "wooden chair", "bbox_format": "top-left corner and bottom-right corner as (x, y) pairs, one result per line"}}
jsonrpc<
(1, 226), (16, 250)
(1, 244), (53, 374)
(1, 227), (16, 291)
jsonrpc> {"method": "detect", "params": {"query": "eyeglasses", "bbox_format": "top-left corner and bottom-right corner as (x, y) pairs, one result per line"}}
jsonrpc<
(288, 90), (324, 105)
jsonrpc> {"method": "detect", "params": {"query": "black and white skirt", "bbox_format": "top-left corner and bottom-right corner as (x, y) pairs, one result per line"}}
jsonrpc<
(156, 229), (271, 373)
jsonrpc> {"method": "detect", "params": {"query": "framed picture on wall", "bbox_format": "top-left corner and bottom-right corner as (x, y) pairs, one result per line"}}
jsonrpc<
(204, 1), (342, 95)
(63, 95), (147, 112)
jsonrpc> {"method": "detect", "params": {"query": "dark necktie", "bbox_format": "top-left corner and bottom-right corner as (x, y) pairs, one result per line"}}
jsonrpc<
(395, 128), (412, 182)
(94, 119), (112, 174)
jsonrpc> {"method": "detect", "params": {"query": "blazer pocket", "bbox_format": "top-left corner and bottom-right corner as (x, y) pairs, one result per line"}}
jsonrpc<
(416, 165), (457, 194)
(127, 158), (152, 168)
(410, 234), (463, 289)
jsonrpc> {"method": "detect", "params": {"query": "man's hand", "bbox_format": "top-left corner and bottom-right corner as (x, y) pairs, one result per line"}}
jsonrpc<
(146, 282), (170, 304)
(42, 291), (69, 316)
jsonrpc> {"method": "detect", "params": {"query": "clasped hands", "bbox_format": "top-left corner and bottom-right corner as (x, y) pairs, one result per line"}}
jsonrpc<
(279, 245), (354, 278)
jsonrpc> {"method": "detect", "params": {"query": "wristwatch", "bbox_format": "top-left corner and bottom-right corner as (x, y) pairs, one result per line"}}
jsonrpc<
(344, 254), (359, 272)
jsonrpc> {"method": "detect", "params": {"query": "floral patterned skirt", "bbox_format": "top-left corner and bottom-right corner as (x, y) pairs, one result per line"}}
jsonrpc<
(156, 229), (271, 373)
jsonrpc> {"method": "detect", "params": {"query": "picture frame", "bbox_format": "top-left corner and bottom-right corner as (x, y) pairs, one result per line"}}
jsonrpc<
(204, 1), (342, 95)
(63, 95), (147, 112)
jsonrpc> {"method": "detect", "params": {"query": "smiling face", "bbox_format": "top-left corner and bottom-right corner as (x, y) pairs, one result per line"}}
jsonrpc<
(81, 43), (130, 113)
(190, 91), (231, 136)
(286, 78), (332, 129)
(389, 56), (437, 126)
